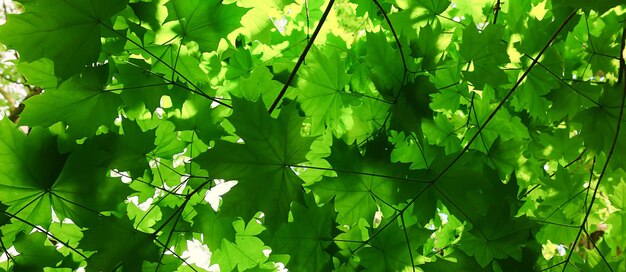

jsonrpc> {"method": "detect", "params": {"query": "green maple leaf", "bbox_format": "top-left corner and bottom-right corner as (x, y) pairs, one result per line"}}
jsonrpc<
(12, 232), (65, 271)
(225, 48), (254, 80)
(163, 0), (248, 52)
(422, 114), (462, 155)
(1, 0), (625, 270)
(605, 173), (626, 254)
(20, 65), (122, 138)
(533, 166), (588, 220)
(296, 47), (356, 134)
(191, 204), (236, 251)
(553, 0), (621, 14)
(512, 67), (559, 119)
(390, 76), (436, 135)
(0, 121), (64, 226)
(237, 0), (292, 42)
(362, 31), (404, 96)
(412, 0), (451, 15)
(236, 66), (283, 107)
(16, 58), (57, 89)
(389, 130), (437, 170)
(196, 98), (316, 230)
(310, 137), (433, 226)
(547, 82), (601, 121)
(359, 219), (431, 271)
(270, 196), (337, 272)
(113, 59), (170, 118)
(168, 93), (227, 145)
(484, 138), (524, 179)
(437, 166), (535, 267)
(79, 216), (160, 272)
(126, 43), (208, 86)
(464, 90), (530, 153)
(0, 119), (134, 231)
(459, 24), (509, 88)
(0, 0), (127, 78)
(575, 83), (626, 169)
(213, 218), (270, 271)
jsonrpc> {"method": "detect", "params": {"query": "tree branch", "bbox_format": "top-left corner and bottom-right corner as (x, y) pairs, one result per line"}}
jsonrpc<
(268, 0), (335, 114)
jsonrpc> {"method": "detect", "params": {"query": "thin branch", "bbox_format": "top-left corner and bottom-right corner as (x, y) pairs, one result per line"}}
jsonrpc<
(0, 87), (16, 111)
(541, 260), (567, 271)
(526, 56), (602, 107)
(156, 209), (183, 272)
(152, 179), (212, 235)
(153, 239), (199, 272)
(268, 0), (336, 114)
(372, 0), (412, 73)
(618, 23), (626, 83)
(99, 23), (231, 108)
(109, 56), (229, 105)
(288, 164), (431, 183)
(400, 214), (416, 272)
(493, 0), (502, 25)
(562, 44), (626, 272)
(582, 228), (614, 271)
(355, 11), (578, 255)
(0, 210), (88, 260)
(518, 149), (586, 200)
(430, 11), (577, 186)
(433, 183), (488, 240)
(0, 237), (15, 269)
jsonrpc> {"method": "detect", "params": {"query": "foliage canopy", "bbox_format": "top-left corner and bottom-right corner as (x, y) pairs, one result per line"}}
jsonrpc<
(0, 0), (625, 271)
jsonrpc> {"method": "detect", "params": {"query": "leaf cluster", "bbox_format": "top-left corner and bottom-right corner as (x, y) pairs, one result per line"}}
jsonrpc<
(0, 0), (625, 271)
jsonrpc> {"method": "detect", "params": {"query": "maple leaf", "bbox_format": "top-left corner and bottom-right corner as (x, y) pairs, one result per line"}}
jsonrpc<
(0, 0), (624, 270)
(163, 0), (248, 52)
(0, 0), (127, 78)
(310, 137), (433, 226)
(196, 98), (316, 231)
(270, 196), (337, 271)
(79, 216), (160, 271)
(19, 65), (122, 138)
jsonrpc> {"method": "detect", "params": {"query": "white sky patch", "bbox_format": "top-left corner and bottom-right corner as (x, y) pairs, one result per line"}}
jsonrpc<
(0, 246), (19, 263)
(373, 209), (383, 228)
(262, 248), (272, 257)
(438, 212), (449, 224)
(127, 196), (153, 211)
(274, 262), (288, 272)
(271, 16), (288, 34)
(50, 207), (75, 224)
(180, 238), (219, 271)
(556, 244), (566, 256)
(162, 176), (188, 195)
(154, 107), (165, 119)
(149, 158), (160, 168)
(172, 149), (190, 168)
(204, 180), (237, 211)
(110, 169), (132, 183)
